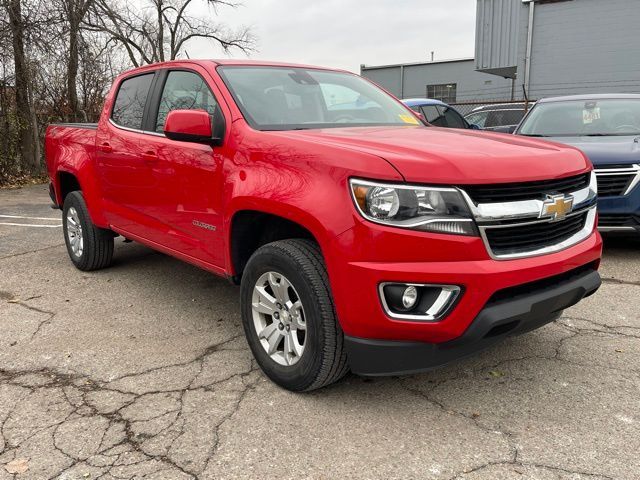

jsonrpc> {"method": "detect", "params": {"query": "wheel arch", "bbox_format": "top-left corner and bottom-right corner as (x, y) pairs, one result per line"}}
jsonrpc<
(228, 207), (327, 283)
(55, 166), (109, 227)
(57, 170), (82, 204)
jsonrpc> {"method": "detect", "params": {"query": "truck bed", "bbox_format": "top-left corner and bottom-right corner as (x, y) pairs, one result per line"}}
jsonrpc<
(49, 122), (98, 130)
(45, 123), (99, 206)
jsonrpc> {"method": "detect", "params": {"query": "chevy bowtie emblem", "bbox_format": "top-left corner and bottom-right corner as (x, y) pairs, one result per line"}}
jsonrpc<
(540, 194), (574, 221)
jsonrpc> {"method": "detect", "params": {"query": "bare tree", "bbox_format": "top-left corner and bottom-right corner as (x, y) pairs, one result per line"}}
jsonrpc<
(86, 0), (254, 67)
(77, 36), (128, 120)
(2, 0), (38, 172)
(61, 0), (94, 121)
(0, 0), (254, 184)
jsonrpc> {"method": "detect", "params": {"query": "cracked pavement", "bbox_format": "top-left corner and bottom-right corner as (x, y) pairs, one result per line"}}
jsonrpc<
(1, 184), (639, 480)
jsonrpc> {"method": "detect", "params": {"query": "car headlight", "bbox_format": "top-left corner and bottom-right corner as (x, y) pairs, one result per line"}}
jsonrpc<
(350, 179), (478, 236)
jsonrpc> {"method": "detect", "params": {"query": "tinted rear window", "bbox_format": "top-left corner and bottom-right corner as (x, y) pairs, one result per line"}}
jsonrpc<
(422, 105), (441, 123)
(111, 73), (154, 130)
(441, 107), (467, 129)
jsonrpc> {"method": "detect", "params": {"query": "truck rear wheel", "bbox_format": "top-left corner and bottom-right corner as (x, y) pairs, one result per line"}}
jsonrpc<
(62, 191), (114, 271)
(240, 239), (348, 391)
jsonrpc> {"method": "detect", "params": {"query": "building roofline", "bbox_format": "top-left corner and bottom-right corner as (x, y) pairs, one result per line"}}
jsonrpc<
(361, 57), (475, 71)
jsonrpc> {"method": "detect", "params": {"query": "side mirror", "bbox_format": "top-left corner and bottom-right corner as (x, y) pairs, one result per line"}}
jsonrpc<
(164, 109), (223, 145)
(469, 123), (482, 130)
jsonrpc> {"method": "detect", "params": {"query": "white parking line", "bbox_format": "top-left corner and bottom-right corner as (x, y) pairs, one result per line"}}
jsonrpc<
(0, 214), (60, 221)
(0, 222), (62, 228)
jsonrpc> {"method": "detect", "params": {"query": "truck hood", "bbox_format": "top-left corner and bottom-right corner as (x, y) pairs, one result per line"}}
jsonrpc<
(273, 126), (590, 184)
(541, 135), (640, 167)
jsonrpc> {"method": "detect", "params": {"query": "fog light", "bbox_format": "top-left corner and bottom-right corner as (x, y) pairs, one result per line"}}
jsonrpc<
(402, 286), (418, 308)
(379, 283), (461, 321)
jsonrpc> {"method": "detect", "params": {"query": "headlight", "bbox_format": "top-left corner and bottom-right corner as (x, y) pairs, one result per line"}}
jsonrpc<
(350, 179), (478, 236)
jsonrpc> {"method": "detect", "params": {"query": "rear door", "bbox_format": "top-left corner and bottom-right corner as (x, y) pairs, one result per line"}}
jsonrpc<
(96, 71), (161, 238)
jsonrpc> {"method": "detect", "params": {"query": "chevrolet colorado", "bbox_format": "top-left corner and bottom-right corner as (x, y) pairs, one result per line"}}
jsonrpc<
(45, 60), (602, 391)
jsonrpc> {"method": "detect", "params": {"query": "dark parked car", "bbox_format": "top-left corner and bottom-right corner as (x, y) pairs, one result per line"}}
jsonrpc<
(516, 94), (640, 234)
(465, 102), (531, 133)
(403, 98), (476, 129)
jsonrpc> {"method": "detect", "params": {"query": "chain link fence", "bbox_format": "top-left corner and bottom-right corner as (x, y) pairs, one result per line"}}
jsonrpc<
(447, 99), (536, 130)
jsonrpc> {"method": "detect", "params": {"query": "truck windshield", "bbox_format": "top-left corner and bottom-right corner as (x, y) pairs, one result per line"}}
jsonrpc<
(518, 99), (640, 137)
(218, 66), (422, 131)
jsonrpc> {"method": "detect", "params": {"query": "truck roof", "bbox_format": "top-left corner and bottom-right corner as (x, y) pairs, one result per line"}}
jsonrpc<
(211, 59), (345, 70)
(118, 59), (350, 76)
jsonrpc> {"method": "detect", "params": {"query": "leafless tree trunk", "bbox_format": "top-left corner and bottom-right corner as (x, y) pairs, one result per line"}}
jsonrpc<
(63, 0), (93, 121)
(5, 0), (38, 172)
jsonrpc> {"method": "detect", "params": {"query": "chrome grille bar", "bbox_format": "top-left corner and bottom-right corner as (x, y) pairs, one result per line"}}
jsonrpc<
(460, 171), (598, 260)
(595, 164), (640, 197)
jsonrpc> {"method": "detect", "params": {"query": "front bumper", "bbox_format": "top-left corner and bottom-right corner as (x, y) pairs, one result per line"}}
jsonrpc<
(346, 264), (601, 376)
(327, 220), (602, 343)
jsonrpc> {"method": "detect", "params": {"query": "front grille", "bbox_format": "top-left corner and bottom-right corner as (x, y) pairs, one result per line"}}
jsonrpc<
(598, 214), (639, 228)
(484, 212), (588, 256)
(596, 170), (636, 197)
(463, 173), (590, 204)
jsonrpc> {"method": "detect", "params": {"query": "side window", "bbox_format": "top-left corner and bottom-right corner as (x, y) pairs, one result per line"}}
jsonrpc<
(486, 110), (524, 127)
(441, 107), (467, 129)
(466, 111), (488, 128)
(422, 105), (449, 127)
(111, 73), (154, 130)
(501, 110), (526, 126)
(155, 71), (219, 132)
(421, 105), (441, 124)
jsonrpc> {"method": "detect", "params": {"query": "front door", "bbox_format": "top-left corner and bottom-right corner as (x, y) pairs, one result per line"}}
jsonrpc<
(136, 68), (227, 267)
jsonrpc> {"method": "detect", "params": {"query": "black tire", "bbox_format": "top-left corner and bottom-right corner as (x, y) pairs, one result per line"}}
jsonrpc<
(62, 191), (114, 271)
(240, 239), (349, 391)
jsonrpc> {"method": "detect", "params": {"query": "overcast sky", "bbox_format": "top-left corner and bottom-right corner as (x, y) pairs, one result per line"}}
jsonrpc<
(188, 0), (478, 73)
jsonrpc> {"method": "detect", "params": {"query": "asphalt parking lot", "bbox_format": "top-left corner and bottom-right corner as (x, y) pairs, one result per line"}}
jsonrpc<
(0, 184), (638, 480)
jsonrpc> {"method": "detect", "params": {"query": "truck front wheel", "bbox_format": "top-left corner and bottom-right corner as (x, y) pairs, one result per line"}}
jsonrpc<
(240, 239), (348, 391)
(62, 191), (114, 271)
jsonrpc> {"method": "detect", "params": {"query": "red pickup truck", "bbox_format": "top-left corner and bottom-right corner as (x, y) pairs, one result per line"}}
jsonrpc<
(45, 60), (602, 391)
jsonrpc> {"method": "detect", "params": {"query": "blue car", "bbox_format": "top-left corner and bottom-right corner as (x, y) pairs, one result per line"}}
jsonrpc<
(516, 94), (640, 234)
(402, 98), (478, 129)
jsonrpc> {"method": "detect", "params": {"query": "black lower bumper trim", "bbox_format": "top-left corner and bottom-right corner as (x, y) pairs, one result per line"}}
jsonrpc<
(346, 267), (601, 376)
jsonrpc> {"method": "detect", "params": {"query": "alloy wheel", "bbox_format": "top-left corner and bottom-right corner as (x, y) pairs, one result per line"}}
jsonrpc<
(251, 271), (307, 366)
(66, 207), (84, 257)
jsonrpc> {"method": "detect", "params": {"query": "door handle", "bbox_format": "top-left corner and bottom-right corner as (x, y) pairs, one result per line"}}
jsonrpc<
(141, 151), (158, 164)
(99, 142), (113, 153)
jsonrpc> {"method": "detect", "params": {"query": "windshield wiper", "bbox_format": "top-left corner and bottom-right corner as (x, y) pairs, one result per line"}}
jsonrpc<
(520, 134), (549, 137)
